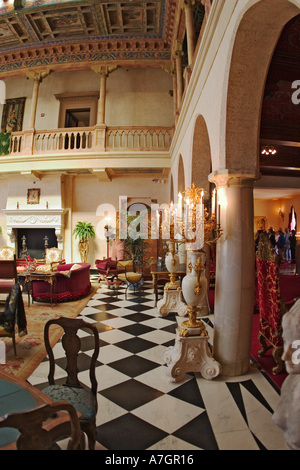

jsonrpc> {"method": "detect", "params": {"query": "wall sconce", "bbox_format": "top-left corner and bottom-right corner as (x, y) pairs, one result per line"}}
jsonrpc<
(261, 145), (277, 155)
(279, 208), (284, 220)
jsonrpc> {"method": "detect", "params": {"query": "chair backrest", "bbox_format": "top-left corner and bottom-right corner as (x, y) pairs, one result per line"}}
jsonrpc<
(0, 401), (84, 450)
(0, 255), (18, 281)
(0, 246), (15, 261)
(45, 247), (63, 264)
(44, 317), (99, 396)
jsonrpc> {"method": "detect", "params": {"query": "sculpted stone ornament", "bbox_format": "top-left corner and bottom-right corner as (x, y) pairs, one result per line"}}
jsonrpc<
(273, 299), (300, 450)
(157, 287), (187, 318)
(164, 318), (221, 382)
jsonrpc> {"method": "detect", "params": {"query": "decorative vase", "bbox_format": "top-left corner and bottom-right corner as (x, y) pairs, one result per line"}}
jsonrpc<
(79, 240), (89, 263)
(181, 250), (207, 335)
(164, 241), (180, 288)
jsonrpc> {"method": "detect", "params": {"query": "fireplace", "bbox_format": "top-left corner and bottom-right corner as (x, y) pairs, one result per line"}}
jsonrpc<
(3, 208), (67, 258)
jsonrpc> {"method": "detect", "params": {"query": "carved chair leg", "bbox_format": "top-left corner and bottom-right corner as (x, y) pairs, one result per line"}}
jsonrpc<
(272, 347), (284, 375)
(258, 333), (272, 357)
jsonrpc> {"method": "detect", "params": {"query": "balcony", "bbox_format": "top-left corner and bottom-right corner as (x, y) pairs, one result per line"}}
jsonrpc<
(9, 126), (173, 155)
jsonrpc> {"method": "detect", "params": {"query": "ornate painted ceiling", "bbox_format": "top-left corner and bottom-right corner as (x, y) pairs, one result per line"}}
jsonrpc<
(0, 0), (178, 76)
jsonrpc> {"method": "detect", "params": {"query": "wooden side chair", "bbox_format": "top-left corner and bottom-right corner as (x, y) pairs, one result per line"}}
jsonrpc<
(0, 401), (85, 450)
(256, 232), (286, 375)
(0, 246), (15, 261)
(42, 317), (100, 450)
(117, 261), (143, 299)
(0, 255), (18, 296)
(0, 283), (27, 355)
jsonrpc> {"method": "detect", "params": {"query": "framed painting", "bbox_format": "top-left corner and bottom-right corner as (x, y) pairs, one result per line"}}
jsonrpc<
(1, 97), (26, 134)
(254, 216), (267, 233)
(27, 188), (40, 205)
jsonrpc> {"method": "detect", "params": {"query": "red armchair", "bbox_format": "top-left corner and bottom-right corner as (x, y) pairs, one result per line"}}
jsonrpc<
(32, 262), (91, 303)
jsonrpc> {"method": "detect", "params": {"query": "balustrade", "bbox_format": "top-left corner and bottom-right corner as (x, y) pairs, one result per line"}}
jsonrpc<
(6, 126), (172, 156)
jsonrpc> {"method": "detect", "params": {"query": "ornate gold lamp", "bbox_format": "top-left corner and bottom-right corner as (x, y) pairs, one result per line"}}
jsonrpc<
(179, 184), (221, 336)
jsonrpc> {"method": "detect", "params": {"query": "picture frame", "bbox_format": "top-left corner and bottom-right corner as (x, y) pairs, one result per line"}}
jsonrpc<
(27, 188), (40, 205)
(1, 97), (26, 134)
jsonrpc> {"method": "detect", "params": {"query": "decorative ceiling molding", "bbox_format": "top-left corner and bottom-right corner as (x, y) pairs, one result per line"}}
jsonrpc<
(0, 0), (178, 75)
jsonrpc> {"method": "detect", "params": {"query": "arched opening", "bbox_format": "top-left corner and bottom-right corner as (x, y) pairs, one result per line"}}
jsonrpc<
(178, 155), (185, 194)
(191, 114), (212, 198)
(226, 0), (300, 174)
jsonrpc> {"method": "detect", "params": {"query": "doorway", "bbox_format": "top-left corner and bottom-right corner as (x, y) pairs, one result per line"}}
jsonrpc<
(65, 108), (91, 128)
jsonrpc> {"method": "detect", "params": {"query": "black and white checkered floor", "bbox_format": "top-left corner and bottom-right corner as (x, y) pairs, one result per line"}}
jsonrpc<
(28, 279), (286, 450)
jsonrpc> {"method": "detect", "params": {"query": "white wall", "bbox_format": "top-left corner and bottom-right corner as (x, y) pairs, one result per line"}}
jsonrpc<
(1, 67), (174, 131)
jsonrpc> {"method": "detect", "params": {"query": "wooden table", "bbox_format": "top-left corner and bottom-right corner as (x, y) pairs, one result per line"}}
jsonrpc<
(0, 369), (53, 449)
(151, 263), (186, 306)
(20, 271), (57, 307)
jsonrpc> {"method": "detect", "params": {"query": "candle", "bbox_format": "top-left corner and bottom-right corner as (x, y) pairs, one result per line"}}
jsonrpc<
(178, 192), (182, 218)
(185, 198), (190, 235)
(212, 189), (216, 216)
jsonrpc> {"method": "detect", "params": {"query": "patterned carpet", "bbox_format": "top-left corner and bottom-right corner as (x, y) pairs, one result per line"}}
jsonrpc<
(28, 277), (286, 450)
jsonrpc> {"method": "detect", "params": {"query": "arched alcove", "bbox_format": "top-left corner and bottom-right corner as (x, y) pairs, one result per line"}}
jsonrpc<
(191, 114), (212, 196)
(225, 0), (300, 174)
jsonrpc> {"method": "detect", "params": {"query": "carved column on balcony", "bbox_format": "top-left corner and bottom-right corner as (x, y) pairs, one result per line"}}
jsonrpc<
(92, 65), (118, 151)
(184, 0), (196, 66)
(27, 70), (52, 130)
(24, 69), (51, 154)
(183, 0), (196, 86)
(175, 46), (184, 110)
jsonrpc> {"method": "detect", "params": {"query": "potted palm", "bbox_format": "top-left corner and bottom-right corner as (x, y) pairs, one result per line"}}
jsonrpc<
(73, 221), (96, 262)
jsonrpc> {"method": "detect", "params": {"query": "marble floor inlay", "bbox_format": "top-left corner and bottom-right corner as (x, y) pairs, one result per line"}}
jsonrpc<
(28, 280), (286, 450)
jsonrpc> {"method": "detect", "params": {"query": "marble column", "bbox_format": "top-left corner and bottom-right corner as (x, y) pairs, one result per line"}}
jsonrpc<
(175, 49), (184, 108)
(98, 70), (108, 125)
(27, 70), (51, 130)
(92, 65), (117, 151)
(184, 0), (196, 66)
(209, 170), (256, 377)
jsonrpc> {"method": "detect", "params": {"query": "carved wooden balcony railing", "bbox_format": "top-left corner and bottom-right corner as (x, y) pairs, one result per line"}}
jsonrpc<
(9, 126), (173, 156)
(106, 126), (172, 151)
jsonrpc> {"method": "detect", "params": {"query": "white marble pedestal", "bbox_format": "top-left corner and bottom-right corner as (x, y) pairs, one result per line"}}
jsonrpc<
(164, 318), (221, 382)
(157, 287), (187, 317)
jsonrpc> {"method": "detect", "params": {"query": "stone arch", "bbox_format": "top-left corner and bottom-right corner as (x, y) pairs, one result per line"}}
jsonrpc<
(191, 114), (212, 197)
(225, 0), (300, 174)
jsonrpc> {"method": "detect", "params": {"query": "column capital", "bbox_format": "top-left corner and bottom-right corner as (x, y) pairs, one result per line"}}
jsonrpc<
(91, 65), (118, 77)
(26, 69), (52, 82)
(209, 170), (257, 188)
(183, 0), (196, 8)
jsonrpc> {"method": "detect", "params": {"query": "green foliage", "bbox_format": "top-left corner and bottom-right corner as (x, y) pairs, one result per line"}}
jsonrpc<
(123, 209), (150, 272)
(124, 236), (148, 272)
(73, 221), (96, 242)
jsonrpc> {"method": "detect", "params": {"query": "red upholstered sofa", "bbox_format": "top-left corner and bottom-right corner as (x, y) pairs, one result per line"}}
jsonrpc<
(32, 262), (91, 303)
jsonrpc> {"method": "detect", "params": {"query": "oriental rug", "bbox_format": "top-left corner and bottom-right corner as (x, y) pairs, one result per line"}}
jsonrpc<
(0, 283), (99, 381)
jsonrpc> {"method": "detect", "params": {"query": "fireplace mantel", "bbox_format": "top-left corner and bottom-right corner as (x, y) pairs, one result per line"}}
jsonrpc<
(3, 208), (67, 250)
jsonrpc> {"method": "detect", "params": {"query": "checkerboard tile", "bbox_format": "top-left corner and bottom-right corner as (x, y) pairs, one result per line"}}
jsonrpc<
(28, 281), (285, 450)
